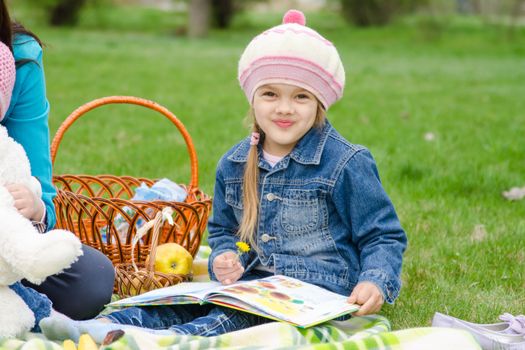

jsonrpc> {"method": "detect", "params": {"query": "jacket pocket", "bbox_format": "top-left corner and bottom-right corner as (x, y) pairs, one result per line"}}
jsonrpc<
(280, 189), (325, 233)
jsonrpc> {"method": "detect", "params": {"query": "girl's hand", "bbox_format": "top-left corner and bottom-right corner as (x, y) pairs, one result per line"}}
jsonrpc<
(212, 251), (244, 285)
(6, 183), (45, 221)
(348, 281), (384, 316)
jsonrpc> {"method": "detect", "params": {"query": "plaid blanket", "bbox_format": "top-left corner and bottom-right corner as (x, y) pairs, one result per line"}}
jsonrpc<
(0, 315), (480, 349)
(99, 316), (481, 350)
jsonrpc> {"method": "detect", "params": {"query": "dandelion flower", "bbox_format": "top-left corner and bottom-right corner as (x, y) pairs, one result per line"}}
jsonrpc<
(236, 241), (251, 255)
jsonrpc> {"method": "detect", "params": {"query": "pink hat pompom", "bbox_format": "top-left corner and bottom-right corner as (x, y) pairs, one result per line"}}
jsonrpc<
(283, 9), (306, 26)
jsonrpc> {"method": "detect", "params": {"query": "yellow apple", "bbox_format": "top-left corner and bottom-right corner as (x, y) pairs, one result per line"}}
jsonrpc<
(146, 243), (193, 275)
(78, 334), (98, 350)
(62, 339), (77, 350)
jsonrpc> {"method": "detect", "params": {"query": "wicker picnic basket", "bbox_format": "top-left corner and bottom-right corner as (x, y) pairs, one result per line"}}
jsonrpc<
(51, 96), (212, 272)
(114, 207), (192, 298)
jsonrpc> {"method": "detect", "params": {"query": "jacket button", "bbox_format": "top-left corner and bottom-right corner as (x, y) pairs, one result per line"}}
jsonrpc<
(261, 233), (271, 242)
(266, 193), (276, 201)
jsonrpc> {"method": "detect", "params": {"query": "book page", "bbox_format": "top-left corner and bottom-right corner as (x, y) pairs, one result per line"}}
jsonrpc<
(206, 275), (358, 327)
(109, 281), (223, 307)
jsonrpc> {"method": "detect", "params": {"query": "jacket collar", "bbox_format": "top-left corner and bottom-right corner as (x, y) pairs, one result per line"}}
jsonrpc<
(227, 120), (332, 165)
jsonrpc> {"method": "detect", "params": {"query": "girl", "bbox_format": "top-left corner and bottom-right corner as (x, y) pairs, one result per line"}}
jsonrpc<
(40, 9), (407, 342)
(1, 0), (114, 322)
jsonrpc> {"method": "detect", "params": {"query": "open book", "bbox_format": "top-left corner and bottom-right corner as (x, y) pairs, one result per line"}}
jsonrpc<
(109, 275), (359, 328)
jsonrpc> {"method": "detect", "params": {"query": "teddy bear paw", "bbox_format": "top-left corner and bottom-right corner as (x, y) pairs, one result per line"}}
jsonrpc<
(21, 230), (83, 285)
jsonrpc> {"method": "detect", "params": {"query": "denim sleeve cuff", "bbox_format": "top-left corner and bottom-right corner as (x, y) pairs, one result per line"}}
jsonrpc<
(358, 269), (401, 304)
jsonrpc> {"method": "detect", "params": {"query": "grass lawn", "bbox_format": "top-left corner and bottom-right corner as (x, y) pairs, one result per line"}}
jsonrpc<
(11, 3), (525, 330)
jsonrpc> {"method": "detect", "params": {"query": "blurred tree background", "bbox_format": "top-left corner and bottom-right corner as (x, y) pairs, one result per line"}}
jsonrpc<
(18, 0), (525, 35)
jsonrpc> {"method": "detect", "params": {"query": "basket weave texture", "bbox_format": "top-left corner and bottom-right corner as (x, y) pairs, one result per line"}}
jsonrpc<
(114, 208), (193, 298)
(51, 96), (212, 267)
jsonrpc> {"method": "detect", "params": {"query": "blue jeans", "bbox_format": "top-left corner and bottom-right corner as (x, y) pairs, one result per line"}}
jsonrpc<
(9, 282), (52, 332)
(102, 304), (270, 336)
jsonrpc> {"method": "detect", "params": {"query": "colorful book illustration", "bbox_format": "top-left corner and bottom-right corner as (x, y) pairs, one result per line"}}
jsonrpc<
(109, 275), (359, 328)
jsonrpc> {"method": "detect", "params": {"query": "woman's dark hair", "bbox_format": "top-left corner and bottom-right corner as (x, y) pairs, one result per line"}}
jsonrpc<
(1, 0), (43, 51)
(0, 0), (12, 48)
(12, 22), (43, 47)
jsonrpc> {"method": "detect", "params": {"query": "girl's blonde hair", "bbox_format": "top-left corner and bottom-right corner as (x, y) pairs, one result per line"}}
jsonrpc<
(237, 104), (326, 248)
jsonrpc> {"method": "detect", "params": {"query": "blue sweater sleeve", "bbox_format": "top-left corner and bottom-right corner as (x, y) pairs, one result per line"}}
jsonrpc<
(2, 35), (56, 230)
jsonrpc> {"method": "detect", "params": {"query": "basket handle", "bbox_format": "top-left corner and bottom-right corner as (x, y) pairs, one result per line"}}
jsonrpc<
(130, 207), (173, 273)
(51, 96), (199, 189)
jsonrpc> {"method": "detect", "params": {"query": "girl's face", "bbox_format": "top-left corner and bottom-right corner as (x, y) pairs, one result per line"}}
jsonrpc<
(253, 83), (318, 157)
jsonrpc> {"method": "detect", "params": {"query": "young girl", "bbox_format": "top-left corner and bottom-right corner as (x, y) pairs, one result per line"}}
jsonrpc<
(40, 9), (407, 342)
(1, 0), (115, 321)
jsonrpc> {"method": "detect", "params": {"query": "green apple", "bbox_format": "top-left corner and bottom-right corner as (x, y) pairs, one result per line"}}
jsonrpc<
(147, 243), (193, 275)
(191, 259), (209, 282)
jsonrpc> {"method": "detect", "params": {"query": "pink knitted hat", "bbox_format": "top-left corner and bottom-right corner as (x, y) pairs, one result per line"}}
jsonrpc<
(0, 42), (16, 121)
(238, 9), (345, 110)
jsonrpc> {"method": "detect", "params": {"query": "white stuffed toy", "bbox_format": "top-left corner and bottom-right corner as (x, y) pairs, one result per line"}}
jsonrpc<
(0, 42), (83, 337)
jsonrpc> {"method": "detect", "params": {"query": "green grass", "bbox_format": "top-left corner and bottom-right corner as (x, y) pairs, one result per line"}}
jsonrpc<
(11, 3), (525, 330)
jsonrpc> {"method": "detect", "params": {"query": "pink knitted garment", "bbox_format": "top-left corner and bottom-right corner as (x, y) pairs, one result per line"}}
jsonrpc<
(0, 42), (16, 121)
(238, 9), (345, 110)
(283, 9), (306, 26)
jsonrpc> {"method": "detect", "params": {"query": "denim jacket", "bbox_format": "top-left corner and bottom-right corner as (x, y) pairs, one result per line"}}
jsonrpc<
(208, 120), (407, 303)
